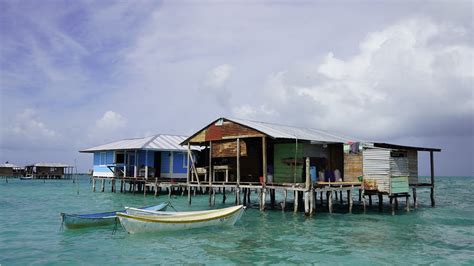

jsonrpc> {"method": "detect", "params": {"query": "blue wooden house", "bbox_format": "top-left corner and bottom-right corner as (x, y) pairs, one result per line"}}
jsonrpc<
(80, 134), (198, 181)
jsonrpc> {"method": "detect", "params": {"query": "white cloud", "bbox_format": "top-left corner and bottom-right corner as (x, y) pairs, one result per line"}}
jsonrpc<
(200, 64), (234, 106)
(233, 17), (474, 140)
(87, 111), (127, 143)
(10, 109), (58, 139)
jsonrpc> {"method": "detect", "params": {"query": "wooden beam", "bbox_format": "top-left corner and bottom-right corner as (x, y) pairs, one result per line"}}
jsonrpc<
(305, 157), (310, 190)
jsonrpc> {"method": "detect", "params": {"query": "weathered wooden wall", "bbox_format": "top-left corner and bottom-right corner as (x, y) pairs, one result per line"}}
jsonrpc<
(0, 167), (13, 176)
(211, 139), (247, 158)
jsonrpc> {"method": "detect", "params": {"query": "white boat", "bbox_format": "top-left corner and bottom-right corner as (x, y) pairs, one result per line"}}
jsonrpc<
(117, 205), (245, 234)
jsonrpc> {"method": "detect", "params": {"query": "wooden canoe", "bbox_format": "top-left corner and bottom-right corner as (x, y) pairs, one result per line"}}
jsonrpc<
(117, 205), (245, 234)
(61, 202), (169, 229)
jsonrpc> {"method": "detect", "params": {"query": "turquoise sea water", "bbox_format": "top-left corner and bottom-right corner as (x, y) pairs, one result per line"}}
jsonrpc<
(0, 176), (473, 265)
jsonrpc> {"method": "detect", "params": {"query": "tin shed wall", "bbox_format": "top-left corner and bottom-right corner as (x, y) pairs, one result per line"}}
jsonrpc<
(363, 148), (390, 193)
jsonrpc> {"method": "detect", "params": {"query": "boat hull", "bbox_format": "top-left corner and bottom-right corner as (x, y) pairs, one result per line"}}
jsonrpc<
(118, 205), (245, 234)
(61, 203), (168, 229)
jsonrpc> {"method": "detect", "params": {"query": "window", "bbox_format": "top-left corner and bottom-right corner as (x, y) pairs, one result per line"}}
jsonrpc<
(183, 152), (188, 168)
(100, 152), (106, 165)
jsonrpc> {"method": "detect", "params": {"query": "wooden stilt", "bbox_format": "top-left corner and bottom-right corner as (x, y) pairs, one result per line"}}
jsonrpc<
(261, 188), (266, 211)
(282, 189), (287, 211)
(310, 189), (315, 215)
(347, 190), (351, 213)
(247, 188), (251, 205)
(222, 187), (226, 204)
(406, 194), (410, 212)
(395, 197), (399, 210)
(339, 190), (343, 205)
(413, 187), (417, 208)
(390, 197), (395, 215)
(378, 193), (383, 212)
(294, 190), (299, 213)
(212, 188), (216, 206)
(188, 185), (192, 205)
(362, 190), (366, 213)
(101, 179), (105, 192)
(430, 151), (435, 207)
(93, 178), (96, 192)
(369, 195), (373, 206)
(320, 191), (323, 206)
(304, 191), (310, 215)
(328, 191), (333, 214)
(270, 189), (276, 208)
(359, 189), (362, 202)
(236, 187), (241, 205)
(120, 179), (124, 193)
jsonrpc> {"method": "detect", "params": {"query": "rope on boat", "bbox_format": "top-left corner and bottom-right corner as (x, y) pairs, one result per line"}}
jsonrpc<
(112, 217), (118, 235)
(167, 201), (178, 212)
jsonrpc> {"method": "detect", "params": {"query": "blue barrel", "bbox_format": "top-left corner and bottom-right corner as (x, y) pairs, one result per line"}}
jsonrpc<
(310, 166), (317, 182)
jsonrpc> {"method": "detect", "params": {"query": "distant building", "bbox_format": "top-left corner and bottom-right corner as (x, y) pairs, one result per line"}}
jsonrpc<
(80, 134), (200, 181)
(24, 163), (73, 179)
(0, 163), (23, 177)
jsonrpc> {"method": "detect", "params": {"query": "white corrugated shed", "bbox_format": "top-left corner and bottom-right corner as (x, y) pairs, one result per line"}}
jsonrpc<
(228, 118), (357, 143)
(81, 134), (193, 152)
(363, 148), (391, 193)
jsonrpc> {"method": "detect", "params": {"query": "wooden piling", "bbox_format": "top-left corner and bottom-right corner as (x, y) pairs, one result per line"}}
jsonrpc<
(362, 190), (366, 213)
(412, 187), (417, 208)
(304, 191), (310, 215)
(101, 179), (105, 192)
(347, 190), (353, 213)
(406, 194), (410, 212)
(369, 195), (372, 206)
(378, 193), (383, 212)
(294, 191), (299, 213)
(430, 151), (435, 207)
(92, 178), (96, 192)
(390, 197), (395, 215)
(339, 190), (343, 205)
(310, 189), (315, 215)
(282, 189), (287, 211)
(261, 188), (266, 211)
(222, 187), (226, 204)
(328, 191), (333, 214)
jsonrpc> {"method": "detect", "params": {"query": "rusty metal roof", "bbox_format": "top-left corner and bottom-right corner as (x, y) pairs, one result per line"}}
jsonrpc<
(80, 134), (194, 153)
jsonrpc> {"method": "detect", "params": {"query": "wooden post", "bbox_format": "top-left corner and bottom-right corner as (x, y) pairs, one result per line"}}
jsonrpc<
(362, 190), (366, 213)
(430, 151), (435, 207)
(413, 187), (417, 208)
(282, 189), (287, 211)
(390, 196), (395, 215)
(92, 178), (96, 192)
(378, 193), (383, 212)
(294, 190), (299, 213)
(348, 189), (353, 213)
(101, 179), (105, 192)
(187, 143), (191, 205)
(209, 141), (212, 186)
(154, 178), (158, 197)
(111, 178), (115, 192)
(236, 187), (241, 205)
(328, 191), (333, 214)
(124, 150), (127, 178)
(369, 195), (372, 206)
(406, 194), (410, 212)
(144, 150), (148, 180)
(304, 191), (310, 215)
(310, 189), (315, 215)
(134, 150), (138, 179)
(120, 179), (124, 193)
(212, 188), (216, 206)
(260, 188), (266, 211)
(395, 197), (399, 210)
(262, 136), (267, 185)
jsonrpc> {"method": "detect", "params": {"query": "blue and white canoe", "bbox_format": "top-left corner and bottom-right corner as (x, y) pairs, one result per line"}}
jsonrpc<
(60, 202), (169, 229)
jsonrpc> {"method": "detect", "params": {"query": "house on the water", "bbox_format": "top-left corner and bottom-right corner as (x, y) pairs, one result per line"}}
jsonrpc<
(179, 117), (440, 213)
(80, 134), (198, 182)
(24, 163), (74, 179)
(0, 163), (23, 177)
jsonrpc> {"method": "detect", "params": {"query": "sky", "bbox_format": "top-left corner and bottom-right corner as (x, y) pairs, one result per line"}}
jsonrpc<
(0, 0), (472, 176)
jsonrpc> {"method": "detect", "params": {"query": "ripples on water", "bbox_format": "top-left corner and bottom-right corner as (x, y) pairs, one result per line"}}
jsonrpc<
(0, 177), (473, 264)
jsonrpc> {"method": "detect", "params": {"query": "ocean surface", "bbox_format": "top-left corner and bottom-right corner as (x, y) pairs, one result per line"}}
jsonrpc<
(0, 176), (473, 265)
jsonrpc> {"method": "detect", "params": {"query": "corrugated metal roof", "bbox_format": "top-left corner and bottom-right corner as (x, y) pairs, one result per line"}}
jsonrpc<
(0, 163), (21, 168)
(26, 163), (71, 167)
(227, 117), (356, 143)
(80, 134), (193, 153)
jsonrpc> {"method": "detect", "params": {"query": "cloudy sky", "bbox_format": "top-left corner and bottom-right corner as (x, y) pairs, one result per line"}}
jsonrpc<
(0, 0), (472, 175)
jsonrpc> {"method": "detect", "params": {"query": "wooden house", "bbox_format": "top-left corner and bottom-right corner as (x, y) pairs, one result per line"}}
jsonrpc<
(24, 163), (73, 179)
(0, 163), (23, 177)
(80, 134), (200, 181)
